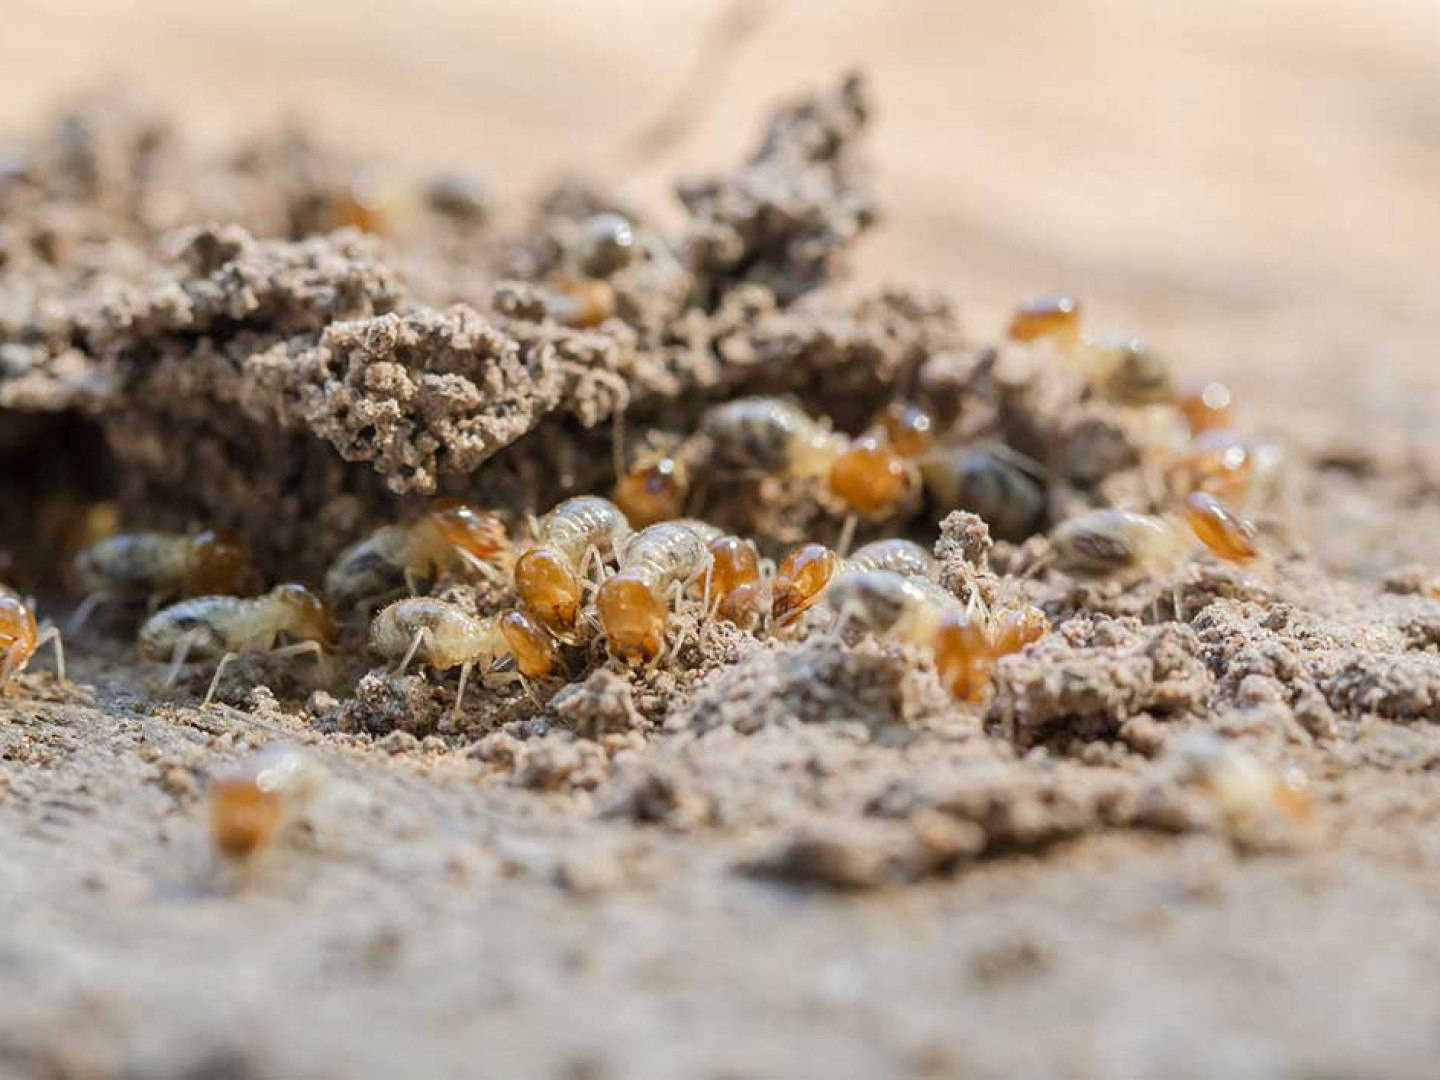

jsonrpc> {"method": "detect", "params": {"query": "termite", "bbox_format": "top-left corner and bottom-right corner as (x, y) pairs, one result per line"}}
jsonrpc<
(703, 397), (918, 524)
(325, 500), (509, 609)
(0, 587), (63, 691)
(71, 529), (257, 626)
(823, 569), (1050, 705)
(138, 584), (335, 707)
(1008, 294), (1082, 349)
(771, 537), (935, 625)
(370, 599), (557, 714)
(595, 522), (713, 663)
(513, 496), (632, 638)
(209, 743), (324, 859)
(1047, 492), (1258, 582)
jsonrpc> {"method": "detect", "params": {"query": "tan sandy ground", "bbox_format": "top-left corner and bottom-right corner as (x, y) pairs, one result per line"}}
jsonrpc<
(4, 2), (1440, 1078)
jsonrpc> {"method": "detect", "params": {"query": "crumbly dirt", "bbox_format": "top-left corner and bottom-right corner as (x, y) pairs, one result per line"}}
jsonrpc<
(3, 7), (1440, 1078)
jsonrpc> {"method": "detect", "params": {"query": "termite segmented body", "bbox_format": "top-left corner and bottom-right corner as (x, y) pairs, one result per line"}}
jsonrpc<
(371, 597), (557, 711)
(514, 496), (632, 636)
(825, 568), (958, 647)
(701, 397), (847, 478)
(0, 586), (62, 690)
(325, 501), (508, 608)
(73, 530), (256, 605)
(596, 522), (713, 663)
(139, 584), (334, 706)
(1048, 510), (1188, 579)
(210, 743), (324, 860)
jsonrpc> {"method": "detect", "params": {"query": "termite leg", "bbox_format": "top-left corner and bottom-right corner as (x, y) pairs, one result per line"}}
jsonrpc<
(396, 629), (427, 677)
(34, 626), (64, 683)
(454, 660), (473, 717)
(165, 629), (204, 688)
(455, 548), (504, 585)
(578, 543), (608, 590)
(835, 514), (858, 559)
(203, 652), (240, 709)
(827, 600), (862, 642)
(67, 592), (110, 635)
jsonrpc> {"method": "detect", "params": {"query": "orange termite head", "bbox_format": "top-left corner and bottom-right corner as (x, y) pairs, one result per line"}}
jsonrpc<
(498, 607), (560, 680)
(1176, 382), (1233, 435)
(426, 499), (509, 566)
(186, 530), (257, 596)
(270, 583), (336, 645)
(1175, 428), (1252, 500)
(514, 548), (583, 634)
(596, 570), (666, 664)
(932, 608), (994, 704)
(772, 542), (842, 624)
(828, 435), (915, 519)
(1183, 492), (1258, 563)
(209, 744), (319, 859)
(1008, 294), (1081, 348)
(0, 594), (37, 687)
(613, 455), (689, 528)
(706, 535), (765, 629)
(875, 402), (936, 458)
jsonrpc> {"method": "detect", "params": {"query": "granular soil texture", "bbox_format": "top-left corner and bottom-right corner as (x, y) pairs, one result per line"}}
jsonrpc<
(4, 76), (1440, 1080)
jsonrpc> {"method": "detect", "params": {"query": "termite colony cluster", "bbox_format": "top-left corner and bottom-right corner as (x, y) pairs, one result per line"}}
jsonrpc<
(0, 77), (1300, 860)
(1, 289), (1273, 714)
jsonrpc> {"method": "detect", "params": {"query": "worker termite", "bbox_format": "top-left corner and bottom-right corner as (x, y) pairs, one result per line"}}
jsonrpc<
(824, 568), (1049, 705)
(595, 521), (713, 663)
(771, 537), (936, 625)
(513, 496), (632, 638)
(1007, 295), (1174, 407)
(1045, 492), (1258, 592)
(1170, 733), (1315, 836)
(825, 568), (959, 647)
(1076, 335), (1175, 407)
(1008, 294), (1082, 349)
(370, 598), (557, 713)
(209, 743), (324, 860)
(325, 500), (509, 609)
(71, 529), (257, 626)
(0, 587), (63, 691)
(703, 396), (919, 524)
(139, 584), (335, 707)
